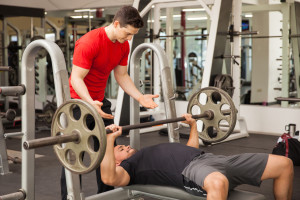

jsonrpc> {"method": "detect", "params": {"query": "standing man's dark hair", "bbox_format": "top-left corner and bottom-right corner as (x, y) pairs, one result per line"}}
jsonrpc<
(113, 6), (144, 28)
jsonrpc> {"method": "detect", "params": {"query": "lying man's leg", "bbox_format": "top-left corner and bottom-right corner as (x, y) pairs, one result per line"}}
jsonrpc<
(261, 154), (294, 200)
(203, 172), (229, 200)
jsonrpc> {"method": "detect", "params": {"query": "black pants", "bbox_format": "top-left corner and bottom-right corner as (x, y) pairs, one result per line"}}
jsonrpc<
(61, 98), (115, 200)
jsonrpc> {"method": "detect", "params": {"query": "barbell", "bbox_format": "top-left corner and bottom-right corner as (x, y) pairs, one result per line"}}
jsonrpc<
(23, 87), (237, 174)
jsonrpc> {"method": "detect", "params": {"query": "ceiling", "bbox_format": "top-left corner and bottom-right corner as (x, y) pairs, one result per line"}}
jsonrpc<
(0, 0), (133, 11)
(0, 0), (276, 12)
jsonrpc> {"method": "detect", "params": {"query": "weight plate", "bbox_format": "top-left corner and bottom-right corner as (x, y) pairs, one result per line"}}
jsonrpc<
(214, 74), (234, 97)
(51, 99), (107, 174)
(187, 87), (237, 143)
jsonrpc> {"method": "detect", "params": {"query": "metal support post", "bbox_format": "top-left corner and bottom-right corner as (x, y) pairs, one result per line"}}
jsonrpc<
(7, 22), (22, 85)
(166, 8), (176, 88)
(21, 40), (81, 200)
(290, 2), (300, 102)
(65, 17), (71, 72)
(153, 5), (162, 106)
(231, 0), (242, 115)
(130, 43), (180, 149)
(0, 117), (11, 175)
(201, 0), (222, 88)
(281, 3), (290, 107)
(230, 0), (249, 139)
(3, 18), (9, 111)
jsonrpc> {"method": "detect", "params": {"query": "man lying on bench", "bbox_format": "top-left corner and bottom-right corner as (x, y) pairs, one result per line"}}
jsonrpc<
(101, 114), (294, 200)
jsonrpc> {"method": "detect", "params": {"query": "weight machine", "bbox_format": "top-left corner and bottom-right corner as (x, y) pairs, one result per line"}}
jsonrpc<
(0, 5), (45, 112)
(0, 40), (265, 200)
(243, 1), (300, 107)
(0, 39), (71, 200)
(0, 1), (267, 199)
(0, 66), (21, 176)
(115, 0), (249, 144)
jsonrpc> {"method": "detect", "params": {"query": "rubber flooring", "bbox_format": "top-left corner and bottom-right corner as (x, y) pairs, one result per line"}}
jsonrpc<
(0, 126), (299, 200)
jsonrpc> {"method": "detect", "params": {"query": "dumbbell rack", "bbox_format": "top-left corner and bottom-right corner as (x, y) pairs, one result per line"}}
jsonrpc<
(0, 108), (21, 175)
(0, 67), (23, 175)
(19, 39), (75, 200)
(0, 40), (79, 200)
(0, 115), (10, 175)
(0, 67), (10, 175)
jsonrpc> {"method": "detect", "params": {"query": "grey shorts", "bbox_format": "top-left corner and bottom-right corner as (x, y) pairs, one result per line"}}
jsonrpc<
(181, 153), (269, 197)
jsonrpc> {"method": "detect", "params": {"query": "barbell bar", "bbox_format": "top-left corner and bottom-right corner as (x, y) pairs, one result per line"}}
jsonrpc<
(275, 97), (300, 102)
(23, 87), (237, 174)
(148, 30), (259, 39)
(24, 111), (214, 150)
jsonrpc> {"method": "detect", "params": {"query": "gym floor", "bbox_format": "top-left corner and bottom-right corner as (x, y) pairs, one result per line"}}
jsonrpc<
(1, 125), (299, 200)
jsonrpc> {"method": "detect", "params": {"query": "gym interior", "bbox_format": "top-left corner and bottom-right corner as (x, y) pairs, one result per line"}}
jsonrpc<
(0, 0), (299, 199)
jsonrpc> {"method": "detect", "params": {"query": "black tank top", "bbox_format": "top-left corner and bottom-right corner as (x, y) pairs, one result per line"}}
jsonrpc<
(120, 143), (204, 188)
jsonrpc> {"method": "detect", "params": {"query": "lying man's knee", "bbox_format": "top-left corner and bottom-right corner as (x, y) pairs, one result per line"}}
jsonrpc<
(262, 155), (294, 180)
(284, 157), (294, 175)
(203, 172), (229, 191)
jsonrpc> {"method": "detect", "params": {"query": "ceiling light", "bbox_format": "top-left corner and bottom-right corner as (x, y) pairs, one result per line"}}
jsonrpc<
(74, 9), (96, 12)
(83, 15), (94, 18)
(187, 17), (208, 21)
(71, 16), (82, 19)
(160, 15), (181, 19)
(245, 13), (253, 18)
(182, 8), (205, 12)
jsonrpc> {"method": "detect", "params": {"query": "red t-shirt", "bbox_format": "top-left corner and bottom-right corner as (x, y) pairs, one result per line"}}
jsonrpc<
(69, 27), (129, 102)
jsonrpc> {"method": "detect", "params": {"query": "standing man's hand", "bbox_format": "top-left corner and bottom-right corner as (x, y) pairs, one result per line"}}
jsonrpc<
(138, 94), (159, 109)
(90, 100), (114, 119)
(114, 65), (159, 109)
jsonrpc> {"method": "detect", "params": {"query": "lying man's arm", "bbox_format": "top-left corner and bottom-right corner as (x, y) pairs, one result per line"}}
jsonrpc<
(100, 125), (130, 186)
(182, 114), (199, 149)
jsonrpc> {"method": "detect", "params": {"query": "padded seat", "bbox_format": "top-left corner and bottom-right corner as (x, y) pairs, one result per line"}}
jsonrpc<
(126, 185), (266, 200)
(86, 185), (266, 200)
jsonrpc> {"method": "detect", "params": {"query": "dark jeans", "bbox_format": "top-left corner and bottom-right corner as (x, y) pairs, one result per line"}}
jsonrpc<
(61, 98), (115, 200)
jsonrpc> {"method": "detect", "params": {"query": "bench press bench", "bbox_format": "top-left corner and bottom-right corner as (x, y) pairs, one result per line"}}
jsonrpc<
(86, 185), (266, 200)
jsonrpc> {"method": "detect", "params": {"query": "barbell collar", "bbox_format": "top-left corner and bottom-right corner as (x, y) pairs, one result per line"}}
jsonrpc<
(23, 133), (80, 150)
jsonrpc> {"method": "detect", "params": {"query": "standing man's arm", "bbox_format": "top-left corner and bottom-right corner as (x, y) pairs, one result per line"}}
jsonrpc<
(70, 65), (114, 119)
(181, 114), (199, 149)
(100, 125), (130, 186)
(114, 65), (159, 109)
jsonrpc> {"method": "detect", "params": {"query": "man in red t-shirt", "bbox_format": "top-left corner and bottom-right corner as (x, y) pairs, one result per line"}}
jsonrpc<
(69, 7), (158, 119)
(61, 6), (159, 199)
